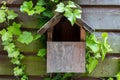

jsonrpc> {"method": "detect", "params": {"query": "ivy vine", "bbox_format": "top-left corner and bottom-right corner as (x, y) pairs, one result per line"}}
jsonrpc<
(0, 1), (41, 80)
(0, 0), (117, 80)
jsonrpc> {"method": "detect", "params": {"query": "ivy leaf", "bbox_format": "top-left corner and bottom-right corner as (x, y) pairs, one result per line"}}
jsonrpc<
(13, 66), (24, 76)
(73, 9), (82, 19)
(51, 0), (59, 3)
(86, 58), (98, 73)
(33, 34), (41, 40)
(7, 22), (21, 36)
(42, 10), (54, 18)
(0, 29), (13, 41)
(37, 49), (46, 57)
(20, 1), (34, 15)
(8, 50), (20, 58)
(4, 43), (15, 53)
(21, 75), (28, 80)
(17, 31), (33, 45)
(67, 1), (76, 8)
(19, 54), (25, 60)
(64, 7), (76, 26)
(34, 5), (46, 14)
(11, 58), (21, 65)
(108, 77), (114, 80)
(55, 3), (65, 13)
(7, 10), (18, 20)
(116, 72), (120, 80)
(68, 14), (76, 26)
(37, 0), (46, 6)
(0, 10), (6, 23)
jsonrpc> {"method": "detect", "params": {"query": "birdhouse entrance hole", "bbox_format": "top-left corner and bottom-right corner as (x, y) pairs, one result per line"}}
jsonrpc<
(53, 17), (80, 41)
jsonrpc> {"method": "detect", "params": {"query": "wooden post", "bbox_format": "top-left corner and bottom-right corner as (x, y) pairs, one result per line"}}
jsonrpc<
(80, 26), (86, 41)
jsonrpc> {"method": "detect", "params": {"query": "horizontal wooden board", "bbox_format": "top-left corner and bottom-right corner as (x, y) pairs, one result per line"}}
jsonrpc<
(47, 42), (85, 73)
(1, 0), (120, 6)
(0, 0), (23, 5)
(77, 57), (120, 77)
(0, 76), (43, 80)
(16, 7), (120, 30)
(0, 55), (46, 76)
(0, 55), (119, 77)
(75, 0), (120, 5)
(95, 32), (120, 53)
(1, 7), (120, 30)
(1, 32), (120, 53)
(82, 7), (120, 30)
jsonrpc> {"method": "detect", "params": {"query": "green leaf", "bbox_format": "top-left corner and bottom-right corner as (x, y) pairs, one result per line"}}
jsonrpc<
(0, 10), (6, 23)
(108, 77), (114, 80)
(0, 29), (13, 41)
(19, 54), (25, 60)
(42, 10), (54, 18)
(37, 49), (46, 57)
(7, 10), (18, 20)
(4, 43), (15, 53)
(52, 0), (59, 3)
(67, 1), (76, 8)
(20, 1), (34, 15)
(34, 5), (46, 14)
(20, 1), (33, 12)
(116, 72), (120, 80)
(55, 3), (65, 13)
(21, 75), (28, 80)
(7, 22), (21, 35)
(37, 0), (46, 6)
(13, 66), (24, 76)
(86, 58), (98, 73)
(17, 31), (33, 45)
(74, 9), (82, 19)
(11, 58), (21, 65)
(62, 73), (73, 80)
(33, 34), (41, 40)
(64, 7), (76, 26)
(8, 50), (20, 58)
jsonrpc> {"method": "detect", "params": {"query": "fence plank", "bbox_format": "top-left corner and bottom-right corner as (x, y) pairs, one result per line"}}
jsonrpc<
(95, 32), (120, 53)
(0, 0), (23, 5)
(77, 57), (120, 77)
(75, 0), (120, 5)
(82, 7), (120, 30)
(0, 55), (46, 76)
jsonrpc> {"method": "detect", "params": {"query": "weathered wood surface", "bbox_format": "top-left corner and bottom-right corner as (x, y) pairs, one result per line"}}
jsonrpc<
(80, 27), (86, 41)
(0, 0), (23, 5)
(2, 0), (120, 6)
(0, 53), (119, 77)
(3, 7), (120, 30)
(95, 32), (120, 53)
(82, 7), (120, 30)
(75, 0), (120, 5)
(0, 55), (46, 75)
(83, 57), (120, 77)
(0, 76), (43, 80)
(47, 42), (85, 73)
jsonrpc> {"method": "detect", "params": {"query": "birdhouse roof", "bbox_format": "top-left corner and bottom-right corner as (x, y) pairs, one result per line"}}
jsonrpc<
(37, 13), (94, 35)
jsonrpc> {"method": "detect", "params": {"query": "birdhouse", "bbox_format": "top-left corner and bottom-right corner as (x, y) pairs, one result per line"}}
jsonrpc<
(38, 13), (94, 73)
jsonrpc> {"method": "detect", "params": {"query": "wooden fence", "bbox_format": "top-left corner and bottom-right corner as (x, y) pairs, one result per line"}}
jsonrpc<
(0, 0), (120, 80)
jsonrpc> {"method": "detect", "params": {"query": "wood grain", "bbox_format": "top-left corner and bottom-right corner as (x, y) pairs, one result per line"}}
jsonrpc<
(47, 42), (85, 73)
(75, 0), (120, 5)
(0, 55), (46, 76)
(82, 7), (120, 30)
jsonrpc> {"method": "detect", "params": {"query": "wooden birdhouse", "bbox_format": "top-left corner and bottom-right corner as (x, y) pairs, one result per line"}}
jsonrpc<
(38, 13), (94, 73)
